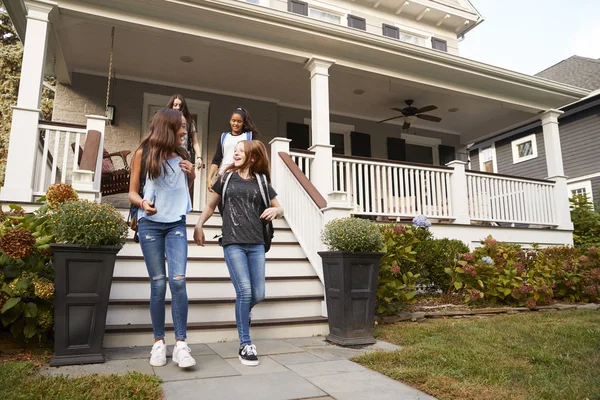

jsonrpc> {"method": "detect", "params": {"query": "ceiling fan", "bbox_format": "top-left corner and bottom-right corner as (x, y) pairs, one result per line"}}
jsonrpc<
(378, 99), (442, 130)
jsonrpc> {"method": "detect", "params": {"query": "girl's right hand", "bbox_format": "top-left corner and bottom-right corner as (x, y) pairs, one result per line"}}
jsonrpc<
(193, 226), (206, 246)
(143, 202), (157, 216)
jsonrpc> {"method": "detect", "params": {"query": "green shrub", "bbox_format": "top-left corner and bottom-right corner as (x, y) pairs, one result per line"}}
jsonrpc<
(52, 200), (128, 248)
(0, 203), (54, 341)
(321, 217), (383, 253)
(570, 194), (600, 248)
(376, 224), (420, 315)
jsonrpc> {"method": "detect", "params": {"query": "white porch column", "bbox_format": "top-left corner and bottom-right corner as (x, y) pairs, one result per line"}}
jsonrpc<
(0, 0), (56, 202)
(540, 109), (573, 231)
(446, 160), (470, 224)
(85, 115), (109, 197)
(304, 57), (335, 198)
(269, 137), (291, 198)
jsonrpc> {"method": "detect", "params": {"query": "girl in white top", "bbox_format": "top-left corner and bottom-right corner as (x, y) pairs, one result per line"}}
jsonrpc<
(207, 107), (259, 192)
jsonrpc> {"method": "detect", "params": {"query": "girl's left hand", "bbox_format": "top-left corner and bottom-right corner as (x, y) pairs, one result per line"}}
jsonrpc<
(260, 207), (281, 221)
(179, 160), (194, 177)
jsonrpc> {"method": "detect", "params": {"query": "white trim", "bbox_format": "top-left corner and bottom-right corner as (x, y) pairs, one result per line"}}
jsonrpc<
(568, 180), (593, 201)
(306, 1), (348, 25)
(239, 0), (269, 7)
(141, 93), (210, 210)
(304, 118), (354, 155)
(511, 133), (538, 164)
(478, 144), (498, 173)
(568, 172), (600, 183)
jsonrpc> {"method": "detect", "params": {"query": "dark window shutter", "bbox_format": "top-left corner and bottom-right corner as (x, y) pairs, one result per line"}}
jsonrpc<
(330, 133), (345, 155)
(288, 0), (308, 16)
(351, 132), (371, 157)
(431, 37), (448, 52)
(387, 137), (406, 161)
(348, 15), (366, 30)
(382, 24), (399, 39)
(286, 122), (310, 150)
(439, 145), (456, 165)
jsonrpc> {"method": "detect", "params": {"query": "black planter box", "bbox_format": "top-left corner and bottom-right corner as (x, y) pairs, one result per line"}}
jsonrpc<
(50, 244), (121, 367)
(318, 251), (384, 346)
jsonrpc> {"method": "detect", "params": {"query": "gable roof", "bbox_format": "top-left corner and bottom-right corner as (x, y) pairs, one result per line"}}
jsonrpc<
(535, 56), (600, 90)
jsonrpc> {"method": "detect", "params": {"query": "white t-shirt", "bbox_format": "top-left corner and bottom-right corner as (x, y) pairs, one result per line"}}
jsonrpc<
(219, 132), (252, 174)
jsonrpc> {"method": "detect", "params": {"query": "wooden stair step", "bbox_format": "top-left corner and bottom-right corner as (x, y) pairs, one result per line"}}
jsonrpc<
(109, 295), (323, 306)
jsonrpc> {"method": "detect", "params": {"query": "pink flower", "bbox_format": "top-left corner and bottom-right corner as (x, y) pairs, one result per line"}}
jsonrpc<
(468, 289), (483, 300)
(394, 225), (406, 235)
(589, 247), (598, 255)
(525, 299), (537, 309)
(462, 253), (474, 262)
(463, 265), (477, 277)
(580, 255), (589, 264)
(483, 236), (497, 248)
(390, 265), (401, 275)
(514, 262), (525, 275)
(565, 281), (574, 287)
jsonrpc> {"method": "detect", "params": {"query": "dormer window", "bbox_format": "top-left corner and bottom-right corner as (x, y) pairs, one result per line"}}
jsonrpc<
(288, 0), (308, 16)
(382, 24), (400, 39)
(347, 15), (366, 30)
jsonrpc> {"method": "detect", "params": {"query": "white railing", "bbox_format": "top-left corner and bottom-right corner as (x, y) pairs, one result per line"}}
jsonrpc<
(278, 156), (325, 283)
(466, 171), (556, 226)
(332, 156), (454, 219)
(34, 122), (90, 196)
(289, 149), (315, 181)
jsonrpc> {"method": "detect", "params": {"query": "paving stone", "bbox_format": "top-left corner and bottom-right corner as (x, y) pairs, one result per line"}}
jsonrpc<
(224, 356), (289, 375)
(153, 354), (240, 382)
(471, 307), (512, 314)
(270, 352), (326, 366)
(303, 345), (368, 361)
(577, 303), (600, 310)
(287, 359), (368, 378)
(162, 371), (326, 400)
(40, 358), (154, 377)
(282, 336), (328, 347)
(306, 370), (436, 400)
(410, 312), (426, 321)
(207, 340), (304, 359)
(538, 309), (558, 313)
(369, 340), (401, 352)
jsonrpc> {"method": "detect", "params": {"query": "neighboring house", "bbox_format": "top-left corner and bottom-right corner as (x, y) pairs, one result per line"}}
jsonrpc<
(0, 0), (590, 345)
(469, 55), (600, 202)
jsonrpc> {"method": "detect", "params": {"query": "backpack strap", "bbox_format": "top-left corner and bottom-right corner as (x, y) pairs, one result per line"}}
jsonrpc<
(221, 132), (228, 155)
(220, 172), (234, 206)
(255, 173), (270, 209)
(138, 146), (149, 196)
(246, 131), (252, 141)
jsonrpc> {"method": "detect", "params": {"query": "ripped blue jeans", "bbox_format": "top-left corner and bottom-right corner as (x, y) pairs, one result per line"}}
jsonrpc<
(138, 217), (188, 341)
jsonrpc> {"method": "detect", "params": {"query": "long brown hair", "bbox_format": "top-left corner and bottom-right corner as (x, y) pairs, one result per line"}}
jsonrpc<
(231, 107), (260, 138)
(166, 94), (192, 122)
(224, 140), (270, 182)
(137, 108), (187, 179)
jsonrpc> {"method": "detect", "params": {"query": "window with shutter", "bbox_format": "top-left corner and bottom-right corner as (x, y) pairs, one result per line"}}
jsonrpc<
(431, 37), (448, 52)
(288, 0), (308, 16)
(382, 24), (399, 39)
(286, 122), (310, 150)
(350, 132), (371, 157)
(347, 15), (366, 30)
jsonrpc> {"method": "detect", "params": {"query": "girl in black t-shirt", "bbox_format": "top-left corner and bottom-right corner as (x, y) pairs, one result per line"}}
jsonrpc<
(194, 140), (283, 366)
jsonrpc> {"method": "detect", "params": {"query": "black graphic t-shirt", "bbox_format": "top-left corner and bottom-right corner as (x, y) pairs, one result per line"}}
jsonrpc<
(213, 173), (277, 246)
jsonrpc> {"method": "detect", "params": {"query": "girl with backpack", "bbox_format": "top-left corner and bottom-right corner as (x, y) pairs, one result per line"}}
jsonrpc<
(207, 107), (259, 193)
(128, 108), (197, 369)
(193, 140), (283, 366)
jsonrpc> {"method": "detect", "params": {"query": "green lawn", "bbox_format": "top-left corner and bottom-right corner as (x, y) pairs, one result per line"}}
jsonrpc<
(0, 351), (163, 400)
(354, 310), (600, 400)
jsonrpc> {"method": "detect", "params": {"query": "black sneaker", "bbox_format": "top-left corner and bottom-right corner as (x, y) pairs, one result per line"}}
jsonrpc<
(238, 344), (259, 366)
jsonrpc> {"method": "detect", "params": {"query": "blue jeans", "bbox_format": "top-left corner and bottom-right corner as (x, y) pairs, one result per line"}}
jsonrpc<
(138, 217), (189, 341)
(223, 244), (266, 346)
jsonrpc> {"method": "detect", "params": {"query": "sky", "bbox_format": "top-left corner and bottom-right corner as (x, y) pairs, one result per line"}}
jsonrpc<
(459, 0), (600, 76)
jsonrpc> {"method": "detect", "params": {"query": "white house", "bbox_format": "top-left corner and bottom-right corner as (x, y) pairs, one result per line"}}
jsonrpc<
(1, 0), (590, 345)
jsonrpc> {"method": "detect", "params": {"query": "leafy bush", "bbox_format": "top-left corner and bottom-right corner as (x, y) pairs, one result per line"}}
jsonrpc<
(0, 203), (54, 341)
(570, 194), (600, 248)
(376, 224), (420, 315)
(52, 200), (128, 247)
(321, 217), (383, 253)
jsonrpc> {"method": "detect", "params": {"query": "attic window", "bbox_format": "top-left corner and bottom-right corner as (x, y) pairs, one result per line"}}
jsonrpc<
(348, 15), (366, 30)
(288, 0), (308, 16)
(431, 37), (448, 52)
(382, 24), (400, 39)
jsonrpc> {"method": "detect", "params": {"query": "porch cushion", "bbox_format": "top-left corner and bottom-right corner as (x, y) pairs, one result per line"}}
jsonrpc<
(102, 149), (115, 173)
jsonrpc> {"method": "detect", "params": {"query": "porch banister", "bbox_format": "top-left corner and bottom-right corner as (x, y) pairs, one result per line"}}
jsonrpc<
(269, 137), (291, 199)
(446, 160), (470, 224)
(0, 0), (56, 202)
(85, 115), (109, 197)
(304, 57), (335, 198)
(540, 109), (573, 231)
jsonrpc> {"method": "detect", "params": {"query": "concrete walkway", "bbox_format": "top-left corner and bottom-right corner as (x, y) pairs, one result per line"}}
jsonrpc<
(41, 337), (435, 400)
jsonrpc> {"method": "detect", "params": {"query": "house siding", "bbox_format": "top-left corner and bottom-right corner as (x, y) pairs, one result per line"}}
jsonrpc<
(560, 107), (600, 179)
(493, 131), (547, 179)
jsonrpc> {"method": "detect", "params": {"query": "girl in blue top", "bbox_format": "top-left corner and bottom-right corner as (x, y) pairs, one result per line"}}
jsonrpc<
(128, 108), (196, 369)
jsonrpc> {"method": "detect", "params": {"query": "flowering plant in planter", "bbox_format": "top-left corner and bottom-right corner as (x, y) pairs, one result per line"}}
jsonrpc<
(51, 200), (128, 247)
(321, 217), (383, 253)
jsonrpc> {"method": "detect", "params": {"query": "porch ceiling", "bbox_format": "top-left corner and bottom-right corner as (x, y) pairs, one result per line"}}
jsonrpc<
(42, 0), (588, 144)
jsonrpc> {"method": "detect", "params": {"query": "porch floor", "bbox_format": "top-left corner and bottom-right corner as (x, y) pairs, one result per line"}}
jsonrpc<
(40, 337), (434, 400)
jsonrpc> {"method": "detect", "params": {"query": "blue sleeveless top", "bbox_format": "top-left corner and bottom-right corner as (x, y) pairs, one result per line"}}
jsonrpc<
(138, 156), (191, 223)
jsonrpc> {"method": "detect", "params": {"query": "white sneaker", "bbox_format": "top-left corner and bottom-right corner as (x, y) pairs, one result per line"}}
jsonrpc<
(173, 341), (196, 368)
(238, 344), (260, 366)
(149, 340), (167, 367)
